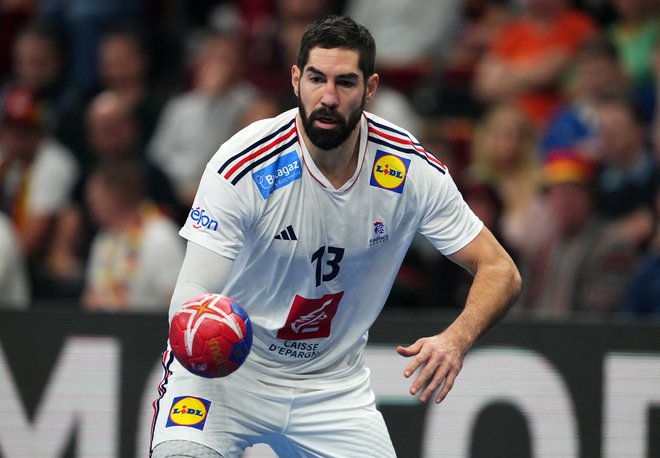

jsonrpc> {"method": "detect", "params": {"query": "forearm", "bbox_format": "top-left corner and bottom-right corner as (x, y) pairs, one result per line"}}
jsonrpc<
(445, 228), (522, 352)
(445, 255), (521, 352)
(168, 241), (234, 322)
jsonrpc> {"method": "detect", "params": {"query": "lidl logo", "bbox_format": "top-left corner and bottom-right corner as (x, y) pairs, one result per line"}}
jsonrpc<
(370, 150), (410, 194)
(166, 396), (211, 430)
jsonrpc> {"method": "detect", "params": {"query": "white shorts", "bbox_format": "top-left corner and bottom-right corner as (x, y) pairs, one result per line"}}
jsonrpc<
(150, 351), (396, 458)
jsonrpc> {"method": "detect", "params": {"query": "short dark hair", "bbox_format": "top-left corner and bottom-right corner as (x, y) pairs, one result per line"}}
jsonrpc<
(297, 15), (376, 80)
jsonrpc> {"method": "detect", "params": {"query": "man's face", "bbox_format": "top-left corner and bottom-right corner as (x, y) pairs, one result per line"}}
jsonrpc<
(546, 183), (592, 234)
(293, 47), (376, 150)
(87, 103), (135, 159)
(576, 56), (623, 99)
(99, 36), (146, 89)
(596, 104), (643, 166)
(13, 34), (60, 90)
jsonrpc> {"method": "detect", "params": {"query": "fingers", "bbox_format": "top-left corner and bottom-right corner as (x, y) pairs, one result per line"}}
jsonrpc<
(413, 354), (447, 403)
(397, 340), (427, 379)
(395, 339), (422, 356)
(397, 339), (462, 404)
(435, 366), (459, 404)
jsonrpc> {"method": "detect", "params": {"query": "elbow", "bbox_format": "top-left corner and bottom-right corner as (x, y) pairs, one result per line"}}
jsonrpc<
(508, 260), (523, 304)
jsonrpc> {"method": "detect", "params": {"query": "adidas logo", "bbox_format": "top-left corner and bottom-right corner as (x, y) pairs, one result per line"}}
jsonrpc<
(274, 225), (297, 241)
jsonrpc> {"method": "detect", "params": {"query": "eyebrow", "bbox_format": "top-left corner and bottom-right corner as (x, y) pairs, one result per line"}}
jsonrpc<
(306, 66), (360, 81)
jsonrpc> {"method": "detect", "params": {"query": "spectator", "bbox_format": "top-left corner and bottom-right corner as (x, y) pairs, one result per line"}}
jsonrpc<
(0, 85), (79, 261)
(0, 211), (30, 309)
(469, 103), (547, 257)
(608, 0), (660, 96)
(446, 0), (512, 81)
(344, 0), (462, 94)
(50, 22), (163, 159)
(621, 186), (660, 317)
(3, 20), (85, 154)
(40, 0), (145, 92)
(6, 21), (65, 106)
(82, 91), (177, 213)
(83, 160), (184, 312)
(651, 36), (660, 139)
(47, 91), (178, 294)
(148, 29), (260, 207)
(0, 0), (34, 81)
(97, 24), (163, 150)
(433, 0), (513, 117)
(244, 0), (334, 100)
(593, 97), (658, 246)
(521, 152), (637, 318)
(473, 0), (597, 128)
(541, 35), (629, 157)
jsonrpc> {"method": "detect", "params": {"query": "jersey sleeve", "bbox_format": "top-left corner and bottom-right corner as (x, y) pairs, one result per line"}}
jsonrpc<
(416, 167), (483, 256)
(179, 162), (253, 260)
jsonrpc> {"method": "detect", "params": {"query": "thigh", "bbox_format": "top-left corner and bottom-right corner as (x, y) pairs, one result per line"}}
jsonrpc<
(151, 440), (223, 458)
(287, 374), (396, 458)
(150, 351), (290, 457)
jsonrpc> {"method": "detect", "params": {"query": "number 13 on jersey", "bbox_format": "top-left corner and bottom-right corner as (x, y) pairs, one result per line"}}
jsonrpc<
(311, 245), (344, 287)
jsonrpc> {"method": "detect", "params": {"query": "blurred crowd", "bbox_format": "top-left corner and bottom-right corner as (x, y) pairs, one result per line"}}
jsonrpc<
(0, 0), (658, 319)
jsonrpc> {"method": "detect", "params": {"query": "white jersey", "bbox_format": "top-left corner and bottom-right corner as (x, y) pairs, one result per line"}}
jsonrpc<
(179, 108), (482, 385)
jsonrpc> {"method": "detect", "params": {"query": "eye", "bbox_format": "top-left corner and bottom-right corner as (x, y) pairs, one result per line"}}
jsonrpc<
(308, 75), (324, 84)
(337, 79), (356, 88)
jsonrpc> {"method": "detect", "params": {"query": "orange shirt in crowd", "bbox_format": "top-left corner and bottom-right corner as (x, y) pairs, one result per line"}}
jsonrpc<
(489, 10), (596, 126)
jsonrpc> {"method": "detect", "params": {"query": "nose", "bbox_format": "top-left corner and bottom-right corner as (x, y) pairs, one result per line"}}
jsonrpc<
(320, 82), (339, 108)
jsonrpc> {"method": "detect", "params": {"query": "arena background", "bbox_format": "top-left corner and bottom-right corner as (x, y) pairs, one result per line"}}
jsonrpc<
(0, 308), (658, 458)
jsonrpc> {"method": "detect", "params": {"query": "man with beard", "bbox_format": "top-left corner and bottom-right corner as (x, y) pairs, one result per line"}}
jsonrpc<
(150, 16), (521, 458)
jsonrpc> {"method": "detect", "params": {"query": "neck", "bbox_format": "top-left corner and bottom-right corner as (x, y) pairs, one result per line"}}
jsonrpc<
(108, 206), (141, 234)
(298, 114), (362, 189)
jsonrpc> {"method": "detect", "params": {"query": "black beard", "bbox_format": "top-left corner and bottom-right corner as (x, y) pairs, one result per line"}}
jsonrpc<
(298, 92), (365, 150)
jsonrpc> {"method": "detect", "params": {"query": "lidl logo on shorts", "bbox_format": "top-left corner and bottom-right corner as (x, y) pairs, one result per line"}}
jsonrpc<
(166, 396), (211, 430)
(252, 150), (302, 199)
(370, 150), (410, 194)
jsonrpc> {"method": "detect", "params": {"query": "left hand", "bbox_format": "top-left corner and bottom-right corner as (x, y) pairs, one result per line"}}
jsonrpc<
(396, 333), (466, 404)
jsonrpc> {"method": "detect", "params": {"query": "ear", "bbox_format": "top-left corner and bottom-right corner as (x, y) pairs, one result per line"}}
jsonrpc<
(365, 73), (379, 103)
(291, 65), (301, 97)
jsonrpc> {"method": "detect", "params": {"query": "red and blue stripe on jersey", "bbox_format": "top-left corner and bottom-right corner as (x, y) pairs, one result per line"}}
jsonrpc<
(149, 350), (175, 456)
(366, 116), (447, 175)
(216, 114), (447, 185)
(217, 117), (298, 185)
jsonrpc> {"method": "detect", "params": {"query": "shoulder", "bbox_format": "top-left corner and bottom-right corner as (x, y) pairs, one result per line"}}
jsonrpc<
(209, 108), (299, 186)
(228, 81), (259, 102)
(364, 111), (448, 177)
(161, 92), (206, 116)
(38, 138), (76, 163)
(34, 139), (79, 176)
(142, 213), (183, 248)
